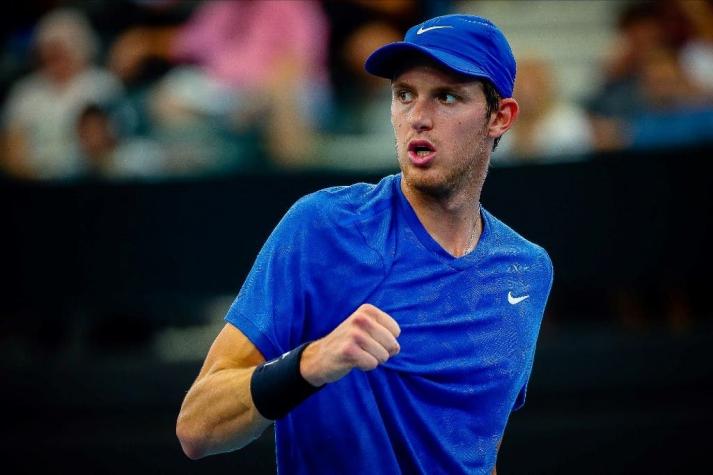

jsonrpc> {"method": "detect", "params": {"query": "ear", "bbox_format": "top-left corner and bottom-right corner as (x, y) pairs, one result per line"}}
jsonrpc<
(487, 98), (519, 139)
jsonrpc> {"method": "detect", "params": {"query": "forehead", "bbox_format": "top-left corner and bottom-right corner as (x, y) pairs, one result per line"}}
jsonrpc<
(391, 56), (483, 90)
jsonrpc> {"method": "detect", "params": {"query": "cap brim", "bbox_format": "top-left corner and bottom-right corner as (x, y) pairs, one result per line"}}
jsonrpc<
(364, 42), (492, 83)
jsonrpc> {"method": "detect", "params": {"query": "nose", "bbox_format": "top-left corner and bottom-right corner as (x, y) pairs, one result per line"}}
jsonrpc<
(408, 99), (433, 132)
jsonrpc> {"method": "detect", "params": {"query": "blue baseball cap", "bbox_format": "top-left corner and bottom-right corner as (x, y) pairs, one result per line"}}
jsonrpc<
(364, 14), (516, 98)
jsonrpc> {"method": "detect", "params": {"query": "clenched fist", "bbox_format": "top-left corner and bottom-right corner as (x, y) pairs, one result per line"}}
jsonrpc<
(299, 304), (401, 387)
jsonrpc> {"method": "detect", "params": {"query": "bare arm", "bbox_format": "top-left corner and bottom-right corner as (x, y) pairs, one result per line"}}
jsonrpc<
(176, 304), (400, 460)
(176, 324), (271, 459)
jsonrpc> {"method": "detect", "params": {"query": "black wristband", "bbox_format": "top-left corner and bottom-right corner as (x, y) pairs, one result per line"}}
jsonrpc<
(250, 342), (323, 420)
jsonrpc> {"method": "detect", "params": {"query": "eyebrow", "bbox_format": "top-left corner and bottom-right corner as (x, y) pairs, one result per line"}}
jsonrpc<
(433, 85), (470, 95)
(391, 80), (476, 97)
(391, 80), (411, 90)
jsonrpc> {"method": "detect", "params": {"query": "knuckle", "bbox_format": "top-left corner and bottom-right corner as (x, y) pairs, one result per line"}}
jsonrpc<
(342, 342), (361, 362)
(352, 332), (364, 345)
(351, 313), (371, 329)
(359, 303), (375, 312)
(362, 359), (379, 371)
(351, 331), (368, 347)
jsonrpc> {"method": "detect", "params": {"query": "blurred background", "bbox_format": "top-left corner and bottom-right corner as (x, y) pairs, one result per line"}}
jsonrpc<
(1, 0), (712, 473)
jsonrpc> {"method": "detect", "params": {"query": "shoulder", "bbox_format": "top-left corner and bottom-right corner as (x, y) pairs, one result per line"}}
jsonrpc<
(278, 175), (399, 270)
(2, 74), (60, 127)
(483, 210), (554, 312)
(3, 74), (48, 115)
(7, 73), (47, 97)
(483, 208), (553, 275)
(287, 174), (399, 230)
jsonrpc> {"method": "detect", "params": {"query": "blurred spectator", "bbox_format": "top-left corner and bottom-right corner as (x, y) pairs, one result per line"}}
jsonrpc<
(93, 0), (196, 88)
(76, 103), (166, 180)
(604, 3), (669, 84)
(494, 56), (594, 164)
(315, 0), (438, 171)
(586, 0), (713, 152)
(628, 47), (713, 149)
(0, 1), (65, 106)
(145, 67), (251, 177)
(676, 0), (713, 95)
(107, 12), (190, 90)
(1, 8), (123, 180)
(122, 0), (331, 172)
(85, 1), (197, 145)
(322, 0), (433, 99)
(585, 2), (666, 151)
(313, 20), (402, 171)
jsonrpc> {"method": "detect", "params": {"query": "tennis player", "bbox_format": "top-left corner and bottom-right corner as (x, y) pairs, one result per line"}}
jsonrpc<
(177, 14), (553, 474)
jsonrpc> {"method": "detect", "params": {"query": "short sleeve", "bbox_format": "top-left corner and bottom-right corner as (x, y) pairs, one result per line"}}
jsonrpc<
(512, 247), (553, 413)
(225, 191), (387, 360)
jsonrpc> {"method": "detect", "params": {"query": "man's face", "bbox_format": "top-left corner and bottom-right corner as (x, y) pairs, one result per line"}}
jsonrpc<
(391, 63), (494, 198)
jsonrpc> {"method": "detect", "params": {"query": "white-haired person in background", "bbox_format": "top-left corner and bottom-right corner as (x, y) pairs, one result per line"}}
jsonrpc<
(1, 8), (123, 180)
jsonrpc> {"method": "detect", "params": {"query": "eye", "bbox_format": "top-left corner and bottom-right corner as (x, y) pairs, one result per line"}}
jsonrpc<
(438, 92), (458, 105)
(395, 89), (414, 103)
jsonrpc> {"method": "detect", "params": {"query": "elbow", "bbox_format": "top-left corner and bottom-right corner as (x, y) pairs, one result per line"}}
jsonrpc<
(176, 419), (209, 460)
(179, 440), (206, 461)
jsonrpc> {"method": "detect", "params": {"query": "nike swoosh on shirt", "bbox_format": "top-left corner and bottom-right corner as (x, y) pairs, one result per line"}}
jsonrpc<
(507, 292), (530, 305)
(416, 25), (453, 34)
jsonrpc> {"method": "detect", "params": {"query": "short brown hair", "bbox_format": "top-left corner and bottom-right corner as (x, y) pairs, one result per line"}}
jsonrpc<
(482, 80), (502, 151)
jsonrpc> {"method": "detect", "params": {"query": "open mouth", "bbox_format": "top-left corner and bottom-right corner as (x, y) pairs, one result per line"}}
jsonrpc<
(408, 140), (435, 155)
(407, 140), (436, 165)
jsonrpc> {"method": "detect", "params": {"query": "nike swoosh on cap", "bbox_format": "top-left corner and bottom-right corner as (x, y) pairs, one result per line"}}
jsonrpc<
(416, 25), (454, 35)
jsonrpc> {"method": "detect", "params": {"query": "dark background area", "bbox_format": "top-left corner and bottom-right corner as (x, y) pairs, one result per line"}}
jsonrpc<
(2, 145), (713, 474)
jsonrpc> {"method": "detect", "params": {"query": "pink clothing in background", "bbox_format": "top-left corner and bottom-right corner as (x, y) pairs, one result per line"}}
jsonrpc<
(173, 0), (329, 89)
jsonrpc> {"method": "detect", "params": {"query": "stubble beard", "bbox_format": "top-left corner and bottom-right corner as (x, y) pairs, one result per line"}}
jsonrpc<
(396, 130), (491, 201)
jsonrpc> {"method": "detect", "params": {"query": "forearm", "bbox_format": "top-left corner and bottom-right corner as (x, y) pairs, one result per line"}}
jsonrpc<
(176, 305), (400, 459)
(176, 365), (271, 459)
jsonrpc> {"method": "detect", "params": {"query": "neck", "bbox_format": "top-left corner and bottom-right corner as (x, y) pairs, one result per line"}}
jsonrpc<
(401, 178), (483, 257)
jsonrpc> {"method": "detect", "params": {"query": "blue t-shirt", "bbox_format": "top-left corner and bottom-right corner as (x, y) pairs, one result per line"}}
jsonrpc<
(226, 173), (553, 474)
